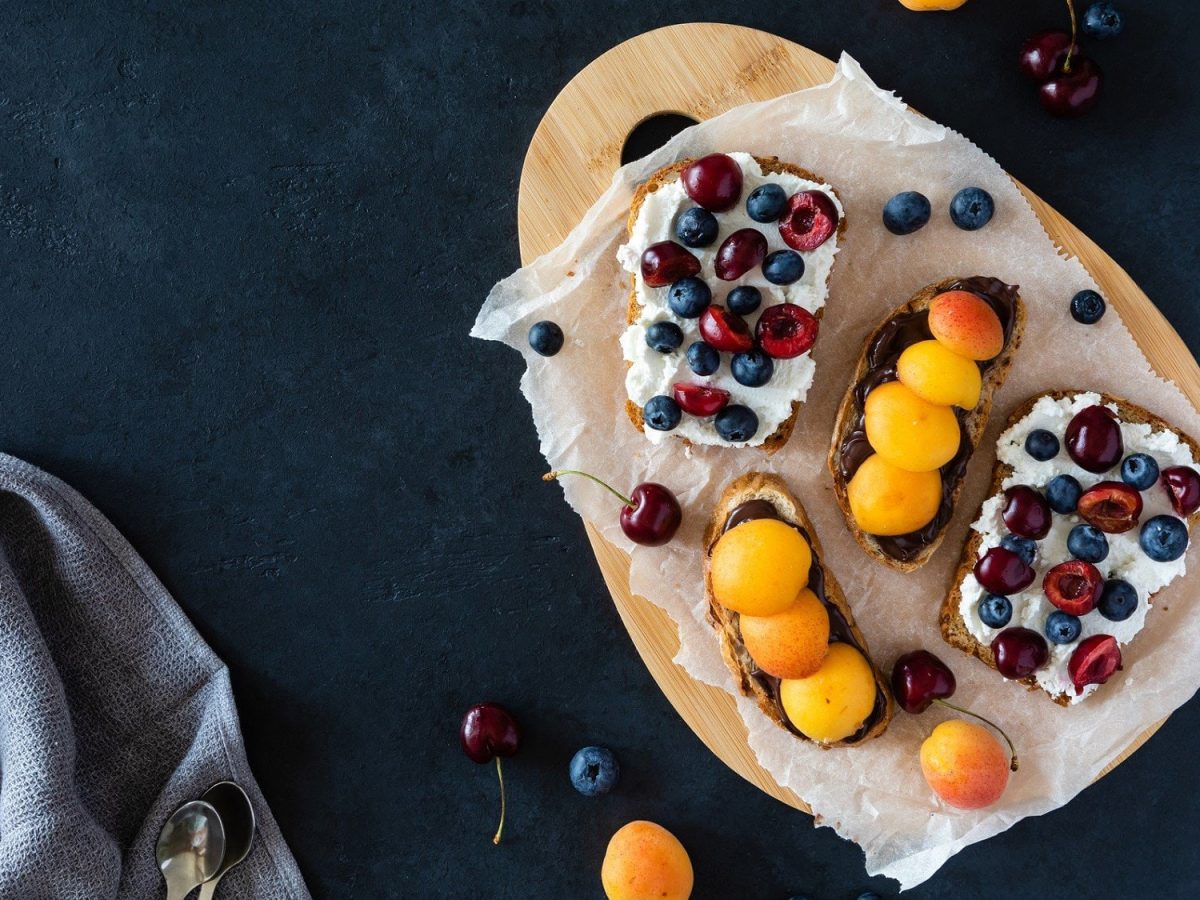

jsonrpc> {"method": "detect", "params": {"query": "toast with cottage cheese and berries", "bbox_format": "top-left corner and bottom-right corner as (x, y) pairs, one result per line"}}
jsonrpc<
(616, 153), (845, 453)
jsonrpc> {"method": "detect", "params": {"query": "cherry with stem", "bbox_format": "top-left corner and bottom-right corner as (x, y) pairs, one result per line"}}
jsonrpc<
(543, 469), (682, 546)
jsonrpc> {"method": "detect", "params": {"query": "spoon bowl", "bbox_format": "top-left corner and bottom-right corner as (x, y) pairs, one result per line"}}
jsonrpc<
(198, 781), (256, 899)
(156, 800), (225, 900)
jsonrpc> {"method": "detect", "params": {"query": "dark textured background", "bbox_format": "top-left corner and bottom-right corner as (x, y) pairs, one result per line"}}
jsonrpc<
(1, 1), (1197, 897)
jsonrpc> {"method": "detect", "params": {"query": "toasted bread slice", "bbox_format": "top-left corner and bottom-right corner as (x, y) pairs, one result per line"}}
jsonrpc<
(702, 472), (893, 745)
(828, 276), (1026, 572)
(624, 156), (846, 455)
(940, 390), (1200, 705)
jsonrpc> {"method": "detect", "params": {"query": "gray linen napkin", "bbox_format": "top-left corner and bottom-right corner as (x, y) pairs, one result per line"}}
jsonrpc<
(0, 454), (309, 899)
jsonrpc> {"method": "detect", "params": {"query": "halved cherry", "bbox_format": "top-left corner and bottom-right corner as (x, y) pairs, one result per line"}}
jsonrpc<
(681, 153), (743, 212)
(1068, 634), (1122, 696)
(779, 191), (839, 252)
(1162, 466), (1200, 517)
(640, 241), (700, 288)
(1043, 560), (1103, 615)
(755, 304), (819, 359)
(714, 229), (767, 281)
(1077, 481), (1143, 533)
(698, 305), (754, 353)
(1002, 486), (1051, 540)
(973, 547), (1035, 596)
(672, 383), (730, 417)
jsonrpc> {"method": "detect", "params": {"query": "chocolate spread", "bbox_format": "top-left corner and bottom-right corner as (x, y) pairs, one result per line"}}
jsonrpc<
(836, 277), (1020, 562)
(720, 499), (886, 743)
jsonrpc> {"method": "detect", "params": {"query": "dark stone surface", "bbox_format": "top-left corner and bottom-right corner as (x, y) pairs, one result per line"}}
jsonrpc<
(1, 1), (1197, 897)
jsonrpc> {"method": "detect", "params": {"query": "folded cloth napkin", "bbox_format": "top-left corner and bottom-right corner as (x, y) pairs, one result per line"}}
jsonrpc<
(0, 454), (309, 899)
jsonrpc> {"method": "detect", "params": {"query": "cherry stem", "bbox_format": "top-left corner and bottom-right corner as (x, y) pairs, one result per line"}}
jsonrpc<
(933, 698), (1020, 772)
(492, 757), (506, 845)
(1064, 0), (1078, 72)
(543, 470), (635, 508)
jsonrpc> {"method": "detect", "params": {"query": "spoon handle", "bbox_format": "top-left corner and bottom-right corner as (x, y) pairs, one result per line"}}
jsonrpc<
(197, 877), (221, 900)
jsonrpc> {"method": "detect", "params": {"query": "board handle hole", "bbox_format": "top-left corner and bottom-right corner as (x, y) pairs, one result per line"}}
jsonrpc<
(620, 113), (700, 166)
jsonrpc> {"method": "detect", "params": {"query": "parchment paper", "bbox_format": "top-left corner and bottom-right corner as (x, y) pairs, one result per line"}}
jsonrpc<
(472, 56), (1200, 890)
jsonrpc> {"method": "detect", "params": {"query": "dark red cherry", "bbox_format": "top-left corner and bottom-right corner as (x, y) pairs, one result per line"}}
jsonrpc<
(673, 383), (730, 417)
(974, 547), (1035, 596)
(460, 702), (521, 763)
(698, 305), (754, 353)
(779, 191), (839, 252)
(1002, 486), (1052, 540)
(1019, 30), (1074, 82)
(714, 228), (768, 281)
(1077, 481), (1143, 533)
(1068, 635), (1121, 695)
(990, 628), (1049, 679)
(1040, 56), (1103, 118)
(682, 153), (743, 212)
(1043, 560), (1103, 615)
(755, 303), (819, 359)
(543, 471), (681, 546)
(1162, 466), (1200, 517)
(891, 650), (956, 714)
(640, 241), (700, 288)
(1065, 405), (1123, 473)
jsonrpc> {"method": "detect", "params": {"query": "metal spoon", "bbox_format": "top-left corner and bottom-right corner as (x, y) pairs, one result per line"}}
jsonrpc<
(156, 800), (225, 900)
(197, 781), (256, 899)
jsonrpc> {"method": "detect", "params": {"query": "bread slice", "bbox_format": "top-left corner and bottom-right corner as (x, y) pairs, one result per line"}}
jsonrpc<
(702, 472), (893, 745)
(940, 390), (1200, 705)
(624, 156), (846, 455)
(827, 276), (1026, 572)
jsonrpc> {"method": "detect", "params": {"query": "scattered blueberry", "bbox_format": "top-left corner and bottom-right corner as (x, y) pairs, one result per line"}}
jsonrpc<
(687, 341), (720, 376)
(1045, 611), (1082, 645)
(675, 207), (719, 248)
(1098, 579), (1138, 622)
(857, 893), (883, 900)
(1001, 534), (1037, 566)
(1068, 524), (1109, 563)
(746, 183), (787, 222)
(667, 277), (712, 318)
(762, 249), (805, 285)
(731, 349), (774, 387)
(1082, 2), (1124, 39)
(645, 321), (684, 353)
(643, 395), (681, 431)
(528, 320), (564, 357)
(949, 187), (995, 231)
(715, 405), (759, 442)
(1140, 515), (1189, 562)
(1121, 453), (1160, 491)
(727, 285), (762, 316)
(978, 594), (1013, 629)
(568, 746), (619, 796)
(1024, 429), (1060, 461)
(1070, 289), (1106, 325)
(1046, 474), (1083, 514)
(882, 191), (932, 235)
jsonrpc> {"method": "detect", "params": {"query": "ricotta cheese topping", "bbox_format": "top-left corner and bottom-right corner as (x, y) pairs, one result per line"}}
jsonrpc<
(616, 153), (842, 448)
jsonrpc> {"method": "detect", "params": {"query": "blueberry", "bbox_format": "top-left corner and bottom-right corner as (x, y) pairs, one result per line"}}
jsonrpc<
(882, 191), (932, 235)
(715, 405), (758, 442)
(731, 349), (774, 387)
(675, 207), (719, 248)
(1045, 611), (1082, 645)
(1024, 429), (1059, 461)
(667, 277), (712, 318)
(1070, 289), (1106, 325)
(857, 893), (883, 900)
(643, 395), (681, 431)
(978, 593), (1012, 629)
(687, 341), (720, 376)
(1098, 579), (1138, 622)
(1082, 2), (1123, 39)
(762, 249), (805, 285)
(1001, 534), (1037, 566)
(528, 320), (564, 357)
(746, 183), (787, 222)
(1046, 474), (1083, 514)
(949, 187), (995, 231)
(645, 321), (684, 353)
(727, 285), (762, 316)
(1121, 453), (1159, 491)
(1067, 524), (1109, 563)
(568, 746), (619, 796)
(1140, 515), (1189, 562)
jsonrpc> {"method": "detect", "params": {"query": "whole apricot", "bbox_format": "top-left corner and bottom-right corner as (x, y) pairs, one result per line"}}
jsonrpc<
(864, 381), (962, 472)
(601, 820), (693, 900)
(740, 588), (831, 679)
(928, 291), (1004, 361)
(920, 720), (1010, 810)
(779, 643), (878, 743)
(897, 340), (982, 409)
(847, 454), (942, 535)
(710, 518), (811, 617)
(897, 0), (969, 9)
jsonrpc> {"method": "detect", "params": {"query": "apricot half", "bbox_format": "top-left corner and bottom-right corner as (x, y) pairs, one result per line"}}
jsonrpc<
(847, 454), (942, 536)
(740, 588), (831, 679)
(779, 643), (877, 743)
(601, 820), (694, 900)
(897, 340), (982, 409)
(928, 290), (1004, 361)
(709, 518), (811, 617)
(920, 720), (1010, 810)
(864, 381), (962, 472)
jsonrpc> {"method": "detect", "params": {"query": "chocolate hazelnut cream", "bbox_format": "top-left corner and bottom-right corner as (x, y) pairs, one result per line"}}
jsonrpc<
(720, 500), (886, 743)
(836, 277), (1020, 562)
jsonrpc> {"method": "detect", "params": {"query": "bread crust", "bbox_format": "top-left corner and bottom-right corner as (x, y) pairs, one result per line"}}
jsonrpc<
(702, 472), (893, 745)
(939, 390), (1200, 705)
(624, 156), (846, 455)
(827, 277), (1026, 572)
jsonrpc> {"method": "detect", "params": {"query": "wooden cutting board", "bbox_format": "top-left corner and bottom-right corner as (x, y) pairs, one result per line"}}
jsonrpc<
(516, 23), (1200, 813)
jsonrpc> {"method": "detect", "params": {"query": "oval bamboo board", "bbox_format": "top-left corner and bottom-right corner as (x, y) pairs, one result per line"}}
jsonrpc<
(516, 23), (1200, 813)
